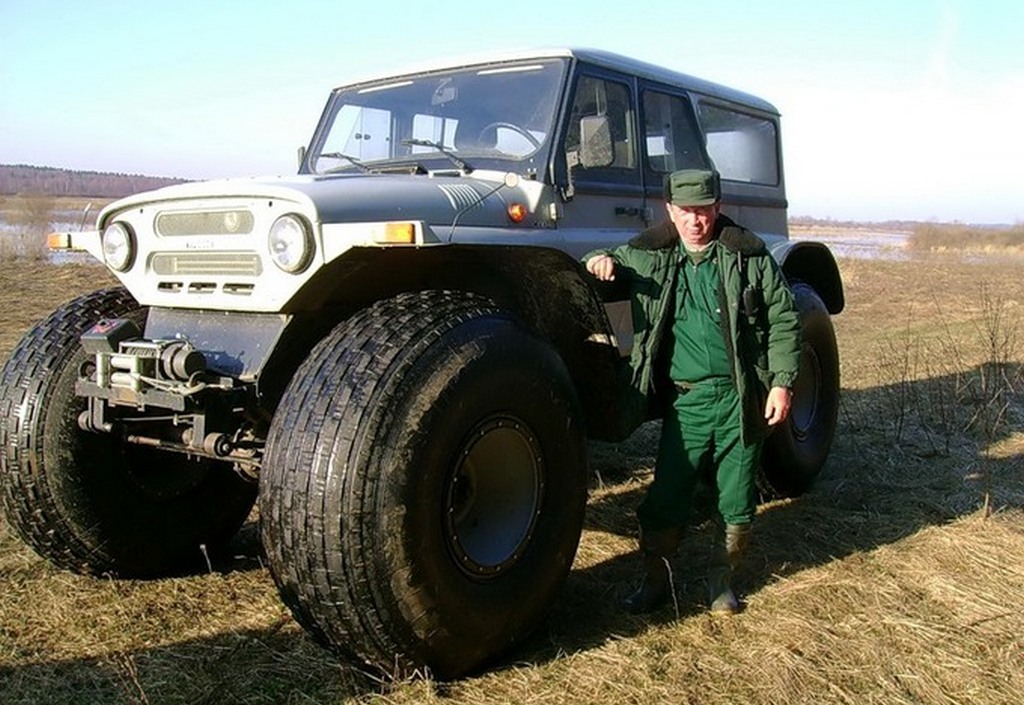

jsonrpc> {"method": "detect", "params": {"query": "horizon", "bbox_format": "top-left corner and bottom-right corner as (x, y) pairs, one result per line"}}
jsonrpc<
(3, 0), (1023, 224)
(1, 162), (1020, 229)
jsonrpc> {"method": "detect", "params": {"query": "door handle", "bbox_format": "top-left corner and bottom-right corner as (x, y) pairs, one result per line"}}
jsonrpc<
(615, 206), (653, 221)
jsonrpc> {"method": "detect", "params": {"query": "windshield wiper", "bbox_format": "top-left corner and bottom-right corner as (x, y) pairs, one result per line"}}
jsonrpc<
(400, 139), (473, 173)
(319, 152), (374, 173)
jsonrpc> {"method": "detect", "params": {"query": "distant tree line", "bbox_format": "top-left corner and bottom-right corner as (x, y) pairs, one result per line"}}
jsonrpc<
(790, 215), (925, 231)
(790, 214), (1021, 231)
(0, 164), (187, 198)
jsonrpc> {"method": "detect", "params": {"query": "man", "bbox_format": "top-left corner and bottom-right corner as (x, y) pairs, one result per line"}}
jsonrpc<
(585, 169), (801, 614)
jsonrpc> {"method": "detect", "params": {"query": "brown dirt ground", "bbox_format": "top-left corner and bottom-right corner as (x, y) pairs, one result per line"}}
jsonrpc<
(0, 254), (1022, 704)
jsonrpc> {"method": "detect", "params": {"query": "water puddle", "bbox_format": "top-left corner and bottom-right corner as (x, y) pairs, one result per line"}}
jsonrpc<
(791, 229), (911, 261)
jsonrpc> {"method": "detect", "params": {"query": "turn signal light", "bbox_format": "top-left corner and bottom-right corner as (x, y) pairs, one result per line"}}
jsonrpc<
(507, 203), (527, 223)
(375, 222), (416, 243)
(47, 232), (72, 249)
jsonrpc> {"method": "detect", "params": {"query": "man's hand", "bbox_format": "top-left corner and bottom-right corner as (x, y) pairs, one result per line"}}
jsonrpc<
(764, 386), (792, 426)
(586, 254), (616, 281)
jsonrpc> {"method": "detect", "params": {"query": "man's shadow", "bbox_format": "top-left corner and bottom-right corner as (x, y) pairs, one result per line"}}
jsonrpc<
(508, 362), (1024, 666)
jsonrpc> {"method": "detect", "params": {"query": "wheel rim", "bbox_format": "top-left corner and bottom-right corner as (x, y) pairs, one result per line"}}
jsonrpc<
(791, 342), (821, 438)
(445, 416), (543, 578)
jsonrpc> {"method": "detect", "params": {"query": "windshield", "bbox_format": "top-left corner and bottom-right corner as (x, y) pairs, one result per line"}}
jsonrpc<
(308, 59), (568, 175)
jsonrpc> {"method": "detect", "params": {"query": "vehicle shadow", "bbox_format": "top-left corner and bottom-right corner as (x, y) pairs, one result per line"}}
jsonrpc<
(0, 623), (386, 704)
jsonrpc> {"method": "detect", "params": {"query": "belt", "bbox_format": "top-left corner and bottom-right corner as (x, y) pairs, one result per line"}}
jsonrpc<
(673, 378), (734, 394)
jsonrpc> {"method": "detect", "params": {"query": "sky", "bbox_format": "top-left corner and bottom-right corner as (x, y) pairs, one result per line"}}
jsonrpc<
(2, 0), (1022, 224)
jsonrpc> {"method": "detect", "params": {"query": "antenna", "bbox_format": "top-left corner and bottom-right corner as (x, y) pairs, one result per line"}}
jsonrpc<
(78, 203), (93, 231)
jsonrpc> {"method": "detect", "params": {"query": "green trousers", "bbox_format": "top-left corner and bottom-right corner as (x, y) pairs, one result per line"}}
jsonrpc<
(637, 378), (761, 532)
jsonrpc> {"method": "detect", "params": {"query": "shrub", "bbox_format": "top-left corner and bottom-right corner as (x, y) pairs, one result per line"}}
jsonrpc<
(908, 223), (1024, 252)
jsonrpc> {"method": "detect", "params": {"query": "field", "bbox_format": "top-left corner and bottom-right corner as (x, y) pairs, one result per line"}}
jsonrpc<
(0, 250), (1022, 704)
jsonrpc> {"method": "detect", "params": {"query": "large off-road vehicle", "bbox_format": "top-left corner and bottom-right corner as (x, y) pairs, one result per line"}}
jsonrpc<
(0, 49), (843, 677)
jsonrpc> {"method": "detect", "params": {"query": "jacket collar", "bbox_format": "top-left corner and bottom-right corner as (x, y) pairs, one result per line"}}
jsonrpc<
(628, 214), (766, 256)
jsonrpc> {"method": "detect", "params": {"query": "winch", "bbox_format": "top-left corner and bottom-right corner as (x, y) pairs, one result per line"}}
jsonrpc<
(76, 318), (220, 414)
(74, 318), (245, 464)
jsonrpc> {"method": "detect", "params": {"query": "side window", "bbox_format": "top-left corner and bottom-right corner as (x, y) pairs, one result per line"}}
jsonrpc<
(642, 90), (706, 175)
(697, 103), (779, 185)
(564, 76), (637, 181)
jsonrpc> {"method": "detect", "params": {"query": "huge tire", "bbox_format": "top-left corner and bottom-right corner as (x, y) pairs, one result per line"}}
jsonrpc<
(760, 281), (840, 497)
(260, 290), (587, 678)
(0, 288), (257, 577)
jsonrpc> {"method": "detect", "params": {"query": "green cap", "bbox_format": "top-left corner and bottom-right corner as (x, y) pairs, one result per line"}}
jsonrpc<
(665, 169), (721, 206)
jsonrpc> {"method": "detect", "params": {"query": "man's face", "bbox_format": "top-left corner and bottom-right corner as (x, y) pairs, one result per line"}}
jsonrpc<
(667, 202), (720, 248)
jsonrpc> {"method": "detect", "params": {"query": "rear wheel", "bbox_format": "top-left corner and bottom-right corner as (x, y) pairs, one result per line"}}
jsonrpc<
(260, 290), (587, 678)
(0, 288), (257, 576)
(760, 281), (840, 497)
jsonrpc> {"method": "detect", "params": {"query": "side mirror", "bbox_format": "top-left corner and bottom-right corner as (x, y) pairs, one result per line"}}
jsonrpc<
(297, 146), (307, 170)
(579, 115), (613, 168)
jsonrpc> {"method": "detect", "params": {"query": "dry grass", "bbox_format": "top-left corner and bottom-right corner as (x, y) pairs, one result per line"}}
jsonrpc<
(1, 255), (1022, 705)
(908, 222), (1024, 254)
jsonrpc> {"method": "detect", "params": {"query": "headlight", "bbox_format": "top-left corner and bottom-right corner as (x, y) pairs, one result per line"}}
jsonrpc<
(102, 222), (135, 271)
(268, 214), (313, 273)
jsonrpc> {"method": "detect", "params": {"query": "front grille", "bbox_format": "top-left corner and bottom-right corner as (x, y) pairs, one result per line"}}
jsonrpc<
(151, 252), (263, 276)
(156, 210), (255, 236)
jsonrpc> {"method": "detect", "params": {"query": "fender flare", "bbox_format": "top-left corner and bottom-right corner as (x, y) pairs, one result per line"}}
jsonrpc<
(771, 239), (845, 314)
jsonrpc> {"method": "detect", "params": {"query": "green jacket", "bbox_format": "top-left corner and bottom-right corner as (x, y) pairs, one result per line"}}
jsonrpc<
(587, 215), (801, 445)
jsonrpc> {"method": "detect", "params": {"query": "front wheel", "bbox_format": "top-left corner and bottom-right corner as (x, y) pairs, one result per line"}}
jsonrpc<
(0, 288), (257, 576)
(760, 281), (840, 497)
(260, 290), (588, 678)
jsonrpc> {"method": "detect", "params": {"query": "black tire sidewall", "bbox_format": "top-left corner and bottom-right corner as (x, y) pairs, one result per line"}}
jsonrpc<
(43, 345), (255, 574)
(761, 282), (840, 496)
(373, 316), (586, 674)
(259, 292), (588, 677)
(1, 288), (256, 576)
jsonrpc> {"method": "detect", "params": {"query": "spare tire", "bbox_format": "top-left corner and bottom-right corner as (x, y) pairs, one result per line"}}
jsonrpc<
(260, 290), (587, 678)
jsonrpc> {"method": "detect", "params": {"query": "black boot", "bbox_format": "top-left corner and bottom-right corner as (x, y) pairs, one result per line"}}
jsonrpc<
(708, 522), (750, 614)
(622, 527), (681, 614)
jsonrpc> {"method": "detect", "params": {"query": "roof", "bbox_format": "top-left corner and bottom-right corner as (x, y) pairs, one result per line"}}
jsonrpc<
(334, 47), (779, 115)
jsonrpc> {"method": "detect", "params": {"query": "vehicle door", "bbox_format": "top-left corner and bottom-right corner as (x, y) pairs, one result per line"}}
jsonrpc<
(636, 80), (712, 223)
(555, 66), (646, 259)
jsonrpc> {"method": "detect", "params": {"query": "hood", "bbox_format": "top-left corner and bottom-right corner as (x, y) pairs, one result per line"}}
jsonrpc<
(99, 171), (524, 230)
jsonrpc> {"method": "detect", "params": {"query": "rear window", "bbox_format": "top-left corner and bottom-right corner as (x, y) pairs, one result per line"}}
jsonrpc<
(697, 103), (779, 185)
